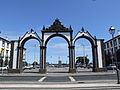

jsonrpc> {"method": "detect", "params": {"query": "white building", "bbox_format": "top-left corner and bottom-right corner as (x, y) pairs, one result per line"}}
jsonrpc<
(0, 37), (11, 67)
(9, 40), (19, 69)
(104, 34), (120, 65)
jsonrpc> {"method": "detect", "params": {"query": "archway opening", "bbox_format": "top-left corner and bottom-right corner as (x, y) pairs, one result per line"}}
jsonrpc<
(22, 39), (40, 73)
(46, 37), (69, 73)
(75, 38), (93, 72)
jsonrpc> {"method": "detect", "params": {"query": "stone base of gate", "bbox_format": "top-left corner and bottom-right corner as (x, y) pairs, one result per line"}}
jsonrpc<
(8, 69), (23, 73)
(93, 68), (107, 72)
(69, 68), (76, 73)
(39, 68), (46, 73)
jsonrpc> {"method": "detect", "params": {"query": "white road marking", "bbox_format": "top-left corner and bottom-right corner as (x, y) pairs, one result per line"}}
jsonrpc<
(69, 76), (76, 82)
(38, 77), (46, 82)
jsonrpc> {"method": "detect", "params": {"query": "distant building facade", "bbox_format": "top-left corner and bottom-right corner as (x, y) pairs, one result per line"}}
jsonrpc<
(0, 37), (11, 67)
(104, 34), (120, 66)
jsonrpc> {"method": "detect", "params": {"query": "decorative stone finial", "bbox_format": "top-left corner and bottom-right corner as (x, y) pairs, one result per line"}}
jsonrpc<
(69, 25), (72, 30)
(81, 27), (84, 32)
(42, 25), (46, 30)
(94, 36), (96, 39)
(53, 18), (61, 25)
(31, 29), (34, 32)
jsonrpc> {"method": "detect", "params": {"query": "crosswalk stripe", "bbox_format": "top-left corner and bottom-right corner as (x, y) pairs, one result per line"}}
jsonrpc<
(69, 76), (76, 82)
(38, 77), (46, 82)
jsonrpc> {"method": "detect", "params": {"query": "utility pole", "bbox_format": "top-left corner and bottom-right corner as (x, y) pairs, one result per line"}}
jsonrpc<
(81, 43), (86, 65)
(50, 56), (52, 65)
(33, 44), (36, 63)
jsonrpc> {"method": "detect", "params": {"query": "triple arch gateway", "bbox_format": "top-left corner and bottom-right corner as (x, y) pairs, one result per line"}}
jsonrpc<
(8, 19), (107, 73)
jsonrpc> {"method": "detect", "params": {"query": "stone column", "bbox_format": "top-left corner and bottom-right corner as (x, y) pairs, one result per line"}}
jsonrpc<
(39, 46), (46, 73)
(69, 46), (76, 73)
(92, 45), (98, 72)
(18, 47), (23, 73)
(9, 46), (23, 73)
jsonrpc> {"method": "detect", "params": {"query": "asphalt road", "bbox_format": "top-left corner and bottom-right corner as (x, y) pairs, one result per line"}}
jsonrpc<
(0, 68), (120, 90)
(0, 68), (118, 83)
(0, 73), (117, 82)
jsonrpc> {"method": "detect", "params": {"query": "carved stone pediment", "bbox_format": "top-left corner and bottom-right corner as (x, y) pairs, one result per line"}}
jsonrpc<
(42, 19), (72, 31)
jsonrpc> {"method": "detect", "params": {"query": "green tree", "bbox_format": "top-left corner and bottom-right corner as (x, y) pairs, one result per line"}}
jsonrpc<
(32, 61), (38, 66)
(76, 56), (89, 65)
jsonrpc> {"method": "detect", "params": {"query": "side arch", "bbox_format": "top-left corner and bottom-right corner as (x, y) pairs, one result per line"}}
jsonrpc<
(17, 29), (42, 72)
(73, 35), (95, 46)
(19, 29), (42, 47)
(73, 30), (98, 72)
(73, 30), (96, 46)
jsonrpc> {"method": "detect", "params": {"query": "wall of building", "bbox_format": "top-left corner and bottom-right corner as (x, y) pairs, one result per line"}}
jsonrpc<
(12, 41), (18, 69)
(97, 40), (103, 68)
(0, 37), (11, 67)
(105, 35), (120, 65)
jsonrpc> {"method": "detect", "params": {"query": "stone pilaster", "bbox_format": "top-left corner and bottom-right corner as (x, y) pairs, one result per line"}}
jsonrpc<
(39, 46), (46, 73)
(69, 46), (76, 73)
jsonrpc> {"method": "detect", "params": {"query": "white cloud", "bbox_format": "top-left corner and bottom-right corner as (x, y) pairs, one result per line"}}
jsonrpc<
(48, 43), (68, 48)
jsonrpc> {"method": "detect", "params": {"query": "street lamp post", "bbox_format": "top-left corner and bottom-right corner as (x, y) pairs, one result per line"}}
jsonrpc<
(81, 43), (86, 65)
(109, 26), (120, 84)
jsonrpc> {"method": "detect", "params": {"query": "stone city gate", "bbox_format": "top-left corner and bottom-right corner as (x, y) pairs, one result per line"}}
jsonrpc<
(8, 19), (106, 73)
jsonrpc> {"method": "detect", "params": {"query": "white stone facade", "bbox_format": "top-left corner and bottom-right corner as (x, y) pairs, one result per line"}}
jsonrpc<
(0, 37), (11, 67)
(105, 35), (120, 56)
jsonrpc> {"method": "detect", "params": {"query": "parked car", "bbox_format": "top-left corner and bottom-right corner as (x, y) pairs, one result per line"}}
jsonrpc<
(87, 64), (93, 69)
(23, 65), (33, 70)
(107, 64), (116, 70)
(0, 66), (8, 70)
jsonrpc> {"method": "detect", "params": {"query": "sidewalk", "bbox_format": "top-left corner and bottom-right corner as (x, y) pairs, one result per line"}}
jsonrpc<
(0, 69), (116, 77)
(0, 82), (120, 89)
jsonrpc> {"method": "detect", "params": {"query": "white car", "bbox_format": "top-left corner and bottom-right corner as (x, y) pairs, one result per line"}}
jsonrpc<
(0, 66), (8, 70)
(23, 65), (33, 70)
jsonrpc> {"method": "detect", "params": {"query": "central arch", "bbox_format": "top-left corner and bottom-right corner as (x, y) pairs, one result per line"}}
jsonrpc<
(39, 19), (76, 73)
(45, 36), (69, 73)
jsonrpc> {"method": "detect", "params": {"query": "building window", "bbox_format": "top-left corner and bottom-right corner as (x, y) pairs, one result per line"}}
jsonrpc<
(113, 39), (117, 46)
(2, 41), (5, 47)
(107, 42), (109, 48)
(111, 48), (113, 54)
(1, 52), (4, 57)
(118, 37), (120, 44)
(104, 44), (106, 49)
(7, 42), (9, 48)
(107, 50), (110, 54)
(6, 50), (8, 57)
(115, 47), (118, 52)
(110, 41), (112, 47)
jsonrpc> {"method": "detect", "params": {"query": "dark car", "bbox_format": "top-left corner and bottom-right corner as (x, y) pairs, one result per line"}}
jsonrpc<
(107, 64), (116, 70)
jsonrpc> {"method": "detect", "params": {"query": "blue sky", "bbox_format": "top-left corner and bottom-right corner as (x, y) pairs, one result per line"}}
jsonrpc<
(0, 0), (120, 64)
